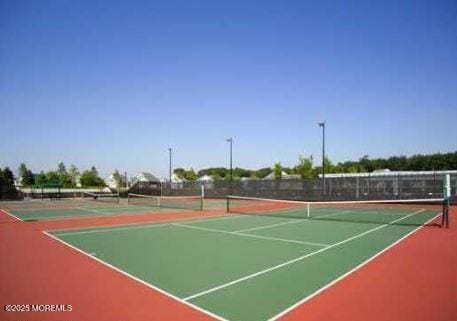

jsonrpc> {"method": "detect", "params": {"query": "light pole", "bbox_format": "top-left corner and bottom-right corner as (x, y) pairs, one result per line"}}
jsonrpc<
(168, 147), (172, 193)
(226, 138), (233, 182)
(318, 121), (326, 199)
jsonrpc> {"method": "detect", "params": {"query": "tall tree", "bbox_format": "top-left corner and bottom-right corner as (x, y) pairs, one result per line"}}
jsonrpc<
(295, 156), (313, 178)
(24, 170), (35, 186)
(3, 167), (14, 184)
(80, 166), (105, 187)
(173, 168), (186, 179)
(3, 167), (15, 189)
(323, 156), (334, 173)
(272, 162), (282, 179)
(198, 167), (228, 178)
(35, 171), (47, 186)
(184, 168), (198, 181)
(112, 169), (125, 188)
(45, 171), (60, 184)
(18, 163), (34, 186)
(57, 162), (71, 186)
(255, 167), (272, 179)
(0, 167), (16, 195)
(68, 164), (80, 187)
(233, 167), (252, 178)
(18, 163), (28, 181)
(57, 162), (66, 175)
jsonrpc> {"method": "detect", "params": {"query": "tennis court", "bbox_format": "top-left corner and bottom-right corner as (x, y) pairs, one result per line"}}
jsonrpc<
(46, 197), (442, 321)
(1, 198), (184, 221)
(1, 193), (230, 221)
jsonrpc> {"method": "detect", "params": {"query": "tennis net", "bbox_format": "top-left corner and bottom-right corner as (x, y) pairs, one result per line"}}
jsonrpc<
(128, 193), (203, 211)
(227, 195), (445, 226)
(83, 192), (119, 204)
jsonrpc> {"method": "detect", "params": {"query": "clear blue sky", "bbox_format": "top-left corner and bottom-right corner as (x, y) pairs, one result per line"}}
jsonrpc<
(1, 0), (456, 178)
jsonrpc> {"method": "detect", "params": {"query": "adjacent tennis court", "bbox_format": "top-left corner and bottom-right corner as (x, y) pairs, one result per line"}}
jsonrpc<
(1, 199), (177, 221)
(47, 198), (442, 321)
(2, 194), (227, 221)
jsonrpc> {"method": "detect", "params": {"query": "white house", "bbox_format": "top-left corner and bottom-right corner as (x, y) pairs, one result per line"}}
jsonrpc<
(318, 170), (457, 178)
(263, 171), (299, 180)
(197, 174), (214, 182)
(130, 172), (161, 186)
(105, 174), (118, 189)
(170, 173), (186, 189)
(171, 173), (185, 183)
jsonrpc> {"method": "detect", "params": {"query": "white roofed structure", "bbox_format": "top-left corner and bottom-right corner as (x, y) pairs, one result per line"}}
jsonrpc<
(197, 174), (214, 182)
(319, 170), (457, 178)
(131, 172), (160, 185)
(105, 174), (118, 189)
(263, 172), (300, 180)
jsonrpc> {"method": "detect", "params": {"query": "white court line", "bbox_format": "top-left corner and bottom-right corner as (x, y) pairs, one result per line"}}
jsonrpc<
(14, 207), (124, 221)
(183, 209), (425, 301)
(23, 214), (101, 221)
(42, 231), (227, 321)
(18, 205), (184, 222)
(235, 219), (303, 233)
(0, 208), (24, 222)
(16, 211), (150, 222)
(173, 223), (329, 247)
(268, 211), (441, 321)
(234, 210), (353, 233)
(52, 214), (247, 236)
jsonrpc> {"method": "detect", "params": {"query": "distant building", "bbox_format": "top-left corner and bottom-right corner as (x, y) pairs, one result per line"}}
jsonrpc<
(170, 174), (186, 189)
(75, 175), (82, 188)
(105, 173), (127, 189)
(171, 173), (186, 183)
(197, 174), (214, 182)
(131, 172), (161, 185)
(262, 172), (300, 180)
(105, 174), (118, 189)
(240, 176), (259, 181)
(319, 170), (457, 178)
(130, 172), (161, 195)
(196, 174), (214, 189)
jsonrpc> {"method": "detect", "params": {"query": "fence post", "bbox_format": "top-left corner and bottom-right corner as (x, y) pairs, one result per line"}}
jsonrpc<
(433, 170), (436, 196)
(356, 176), (359, 199)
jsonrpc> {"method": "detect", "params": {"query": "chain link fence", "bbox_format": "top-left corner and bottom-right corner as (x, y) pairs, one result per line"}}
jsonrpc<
(160, 173), (457, 201)
(3, 173), (455, 203)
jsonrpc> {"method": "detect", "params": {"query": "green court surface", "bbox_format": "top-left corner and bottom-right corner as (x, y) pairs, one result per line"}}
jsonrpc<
(4, 202), (179, 221)
(49, 206), (439, 321)
(2, 198), (227, 221)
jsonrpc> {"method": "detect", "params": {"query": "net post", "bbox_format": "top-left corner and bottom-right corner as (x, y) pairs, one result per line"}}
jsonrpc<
(200, 184), (205, 211)
(307, 202), (310, 218)
(443, 174), (451, 228)
(441, 199), (445, 227)
(226, 196), (230, 213)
